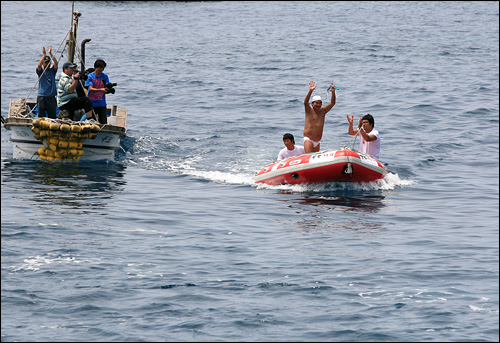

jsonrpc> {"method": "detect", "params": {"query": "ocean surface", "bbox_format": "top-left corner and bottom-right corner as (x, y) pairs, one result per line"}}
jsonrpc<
(1, 1), (498, 342)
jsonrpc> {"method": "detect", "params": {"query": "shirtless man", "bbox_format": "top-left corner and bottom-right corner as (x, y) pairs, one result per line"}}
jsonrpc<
(303, 81), (336, 153)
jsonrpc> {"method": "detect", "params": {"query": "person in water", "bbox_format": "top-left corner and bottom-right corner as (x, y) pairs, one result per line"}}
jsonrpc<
(347, 113), (381, 160)
(277, 133), (305, 160)
(303, 81), (336, 153)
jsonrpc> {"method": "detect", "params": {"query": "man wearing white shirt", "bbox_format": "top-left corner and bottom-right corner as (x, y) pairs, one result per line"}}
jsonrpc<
(277, 133), (305, 160)
(346, 114), (381, 160)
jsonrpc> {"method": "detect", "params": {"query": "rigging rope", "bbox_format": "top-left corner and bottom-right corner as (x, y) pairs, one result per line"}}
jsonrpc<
(343, 125), (362, 151)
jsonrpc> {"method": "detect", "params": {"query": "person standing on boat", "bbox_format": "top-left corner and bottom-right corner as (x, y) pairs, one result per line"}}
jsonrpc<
(303, 81), (336, 153)
(277, 133), (305, 160)
(57, 61), (95, 121)
(36, 46), (58, 118)
(85, 59), (110, 124)
(347, 114), (380, 160)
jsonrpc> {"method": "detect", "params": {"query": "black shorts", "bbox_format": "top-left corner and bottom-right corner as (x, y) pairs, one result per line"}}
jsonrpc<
(93, 106), (108, 124)
(37, 96), (57, 119)
(60, 97), (93, 121)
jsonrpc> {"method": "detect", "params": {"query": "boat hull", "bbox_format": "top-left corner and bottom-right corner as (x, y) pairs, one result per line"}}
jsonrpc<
(254, 149), (388, 185)
(7, 124), (121, 161)
(4, 99), (127, 162)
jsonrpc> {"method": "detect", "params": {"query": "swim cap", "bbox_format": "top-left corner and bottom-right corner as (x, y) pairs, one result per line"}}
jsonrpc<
(312, 95), (322, 102)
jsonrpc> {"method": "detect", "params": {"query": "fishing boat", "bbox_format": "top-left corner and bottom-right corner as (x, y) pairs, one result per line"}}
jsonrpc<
(2, 6), (127, 162)
(254, 148), (388, 185)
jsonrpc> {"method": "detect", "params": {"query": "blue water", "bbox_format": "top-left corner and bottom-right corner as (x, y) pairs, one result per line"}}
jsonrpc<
(2, 1), (498, 342)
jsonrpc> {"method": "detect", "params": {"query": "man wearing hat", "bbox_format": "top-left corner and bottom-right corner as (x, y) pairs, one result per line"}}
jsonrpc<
(57, 61), (94, 121)
(303, 80), (337, 153)
(36, 46), (58, 118)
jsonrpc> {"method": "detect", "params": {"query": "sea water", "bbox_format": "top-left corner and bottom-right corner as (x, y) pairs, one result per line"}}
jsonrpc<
(1, 1), (498, 342)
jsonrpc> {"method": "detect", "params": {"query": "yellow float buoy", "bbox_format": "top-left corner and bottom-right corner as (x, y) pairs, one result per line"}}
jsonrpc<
(56, 149), (67, 157)
(60, 123), (71, 133)
(40, 120), (50, 129)
(58, 140), (69, 148)
(32, 118), (42, 127)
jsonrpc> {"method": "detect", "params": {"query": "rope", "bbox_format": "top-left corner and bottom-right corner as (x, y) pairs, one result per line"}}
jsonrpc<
(343, 126), (361, 150)
(342, 124), (365, 175)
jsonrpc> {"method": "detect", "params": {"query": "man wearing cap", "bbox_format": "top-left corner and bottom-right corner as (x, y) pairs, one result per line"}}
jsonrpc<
(36, 46), (58, 118)
(57, 61), (94, 121)
(277, 133), (305, 160)
(303, 80), (336, 153)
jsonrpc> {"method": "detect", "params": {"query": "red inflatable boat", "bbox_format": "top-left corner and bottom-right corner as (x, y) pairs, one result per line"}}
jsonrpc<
(254, 149), (388, 185)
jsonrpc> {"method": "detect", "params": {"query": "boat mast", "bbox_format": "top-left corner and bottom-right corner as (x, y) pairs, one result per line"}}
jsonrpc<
(67, 7), (81, 64)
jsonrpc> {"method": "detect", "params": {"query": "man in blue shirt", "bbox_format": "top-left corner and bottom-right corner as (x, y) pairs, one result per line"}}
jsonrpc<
(36, 46), (58, 118)
(85, 59), (110, 124)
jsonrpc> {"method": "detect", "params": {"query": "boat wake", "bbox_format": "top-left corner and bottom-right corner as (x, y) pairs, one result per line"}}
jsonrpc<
(122, 135), (417, 192)
(178, 168), (415, 193)
(254, 172), (416, 192)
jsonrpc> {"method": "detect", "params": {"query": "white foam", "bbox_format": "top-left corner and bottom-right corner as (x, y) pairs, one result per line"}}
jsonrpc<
(253, 172), (417, 192)
(9, 253), (98, 272)
(185, 169), (255, 185)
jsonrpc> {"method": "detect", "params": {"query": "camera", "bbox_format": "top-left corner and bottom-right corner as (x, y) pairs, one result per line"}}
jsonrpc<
(73, 70), (85, 80)
(105, 82), (117, 94)
(73, 67), (94, 80)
